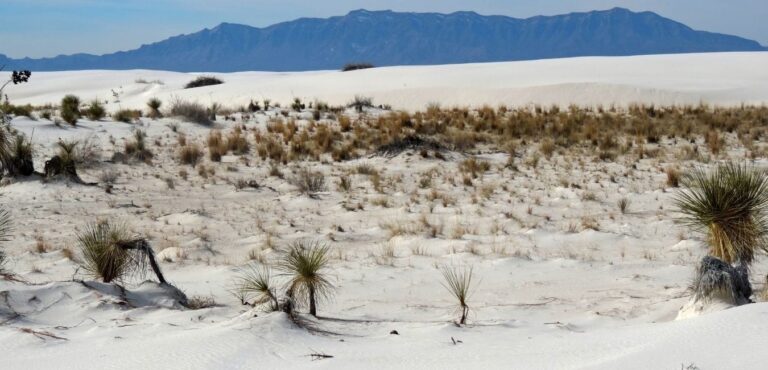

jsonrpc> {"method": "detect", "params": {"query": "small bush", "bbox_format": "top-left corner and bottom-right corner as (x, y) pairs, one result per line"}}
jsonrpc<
(113, 109), (141, 123)
(185, 76), (223, 89)
(124, 130), (153, 163)
(348, 95), (373, 113)
(618, 197), (630, 214)
(147, 98), (162, 119)
(291, 169), (326, 196)
(187, 295), (217, 310)
(179, 143), (203, 166)
(85, 100), (106, 121)
(169, 98), (211, 125)
(60, 95), (81, 125)
(342, 63), (374, 72)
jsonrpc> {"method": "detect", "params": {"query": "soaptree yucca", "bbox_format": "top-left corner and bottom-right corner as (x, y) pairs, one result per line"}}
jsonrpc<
(278, 240), (334, 317)
(234, 263), (280, 311)
(78, 220), (137, 283)
(0, 207), (10, 272)
(440, 265), (476, 325)
(675, 163), (768, 265)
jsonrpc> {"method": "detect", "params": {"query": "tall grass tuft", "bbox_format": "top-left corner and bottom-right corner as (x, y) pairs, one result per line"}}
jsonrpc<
(439, 265), (475, 325)
(147, 98), (162, 119)
(77, 220), (138, 283)
(277, 240), (334, 317)
(674, 163), (768, 265)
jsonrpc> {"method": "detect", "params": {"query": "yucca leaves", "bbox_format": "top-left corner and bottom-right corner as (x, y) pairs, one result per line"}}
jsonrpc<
(440, 265), (475, 325)
(277, 240), (334, 316)
(674, 163), (768, 265)
(0, 207), (10, 272)
(77, 220), (138, 283)
(234, 263), (279, 311)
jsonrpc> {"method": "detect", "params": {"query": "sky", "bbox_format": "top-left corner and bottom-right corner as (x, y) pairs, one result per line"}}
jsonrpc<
(1, 0), (766, 58)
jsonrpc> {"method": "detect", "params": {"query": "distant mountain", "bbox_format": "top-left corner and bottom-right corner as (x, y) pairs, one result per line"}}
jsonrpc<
(1, 8), (765, 72)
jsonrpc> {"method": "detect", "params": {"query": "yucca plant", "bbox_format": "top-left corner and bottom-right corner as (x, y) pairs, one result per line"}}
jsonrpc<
(147, 98), (162, 119)
(0, 207), (10, 272)
(674, 163), (768, 265)
(440, 265), (476, 325)
(277, 240), (334, 317)
(234, 263), (279, 311)
(77, 220), (139, 283)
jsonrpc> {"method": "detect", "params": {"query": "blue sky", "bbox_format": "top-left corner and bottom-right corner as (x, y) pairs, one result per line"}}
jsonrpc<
(2, 0), (766, 58)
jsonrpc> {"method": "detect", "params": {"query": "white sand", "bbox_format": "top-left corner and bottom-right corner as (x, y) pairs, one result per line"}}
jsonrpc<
(8, 52), (768, 111)
(2, 53), (768, 369)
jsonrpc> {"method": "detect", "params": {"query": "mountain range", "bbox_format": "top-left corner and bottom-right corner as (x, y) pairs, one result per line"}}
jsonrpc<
(1, 8), (765, 72)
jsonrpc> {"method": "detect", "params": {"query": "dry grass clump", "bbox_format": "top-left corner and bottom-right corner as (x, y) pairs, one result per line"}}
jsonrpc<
(207, 130), (227, 162)
(123, 130), (153, 163)
(291, 169), (326, 196)
(459, 158), (491, 179)
(227, 127), (250, 154)
(178, 143), (203, 167)
(187, 295), (217, 310)
(169, 97), (212, 125)
(666, 167), (681, 188)
(113, 109), (142, 123)
(675, 163), (768, 265)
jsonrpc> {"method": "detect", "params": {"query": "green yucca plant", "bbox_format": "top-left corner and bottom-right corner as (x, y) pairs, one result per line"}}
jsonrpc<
(234, 263), (279, 311)
(440, 265), (476, 325)
(147, 98), (162, 119)
(77, 220), (138, 283)
(277, 240), (334, 317)
(674, 163), (768, 265)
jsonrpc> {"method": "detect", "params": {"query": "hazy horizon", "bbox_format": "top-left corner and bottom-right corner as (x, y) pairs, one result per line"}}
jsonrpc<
(2, 0), (767, 59)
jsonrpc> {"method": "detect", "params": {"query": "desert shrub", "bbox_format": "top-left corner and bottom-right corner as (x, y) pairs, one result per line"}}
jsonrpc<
(185, 76), (223, 89)
(291, 169), (326, 196)
(124, 130), (153, 163)
(618, 197), (630, 214)
(277, 240), (334, 316)
(178, 143), (203, 166)
(77, 220), (136, 283)
(187, 295), (217, 310)
(342, 63), (374, 72)
(169, 98), (211, 125)
(666, 167), (681, 188)
(459, 158), (490, 179)
(4, 133), (34, 176)
(291, 98), (305, 112)
(147, 98), (162, 119)
(675, 163), (768, 265)
(348, 95), (373, 113)
(113, 109), (141, 123)
(60, 95), (81, 125)
(233, 263), (279, 311)
(227, 128), (250, 155)
(85, 100), (106, 121)
(439, 265), (475, 325)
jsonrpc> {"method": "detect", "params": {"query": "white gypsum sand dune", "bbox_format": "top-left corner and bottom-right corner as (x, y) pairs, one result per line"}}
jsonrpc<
(8, 52), (768, 111)
(2, 53), (768, 369)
